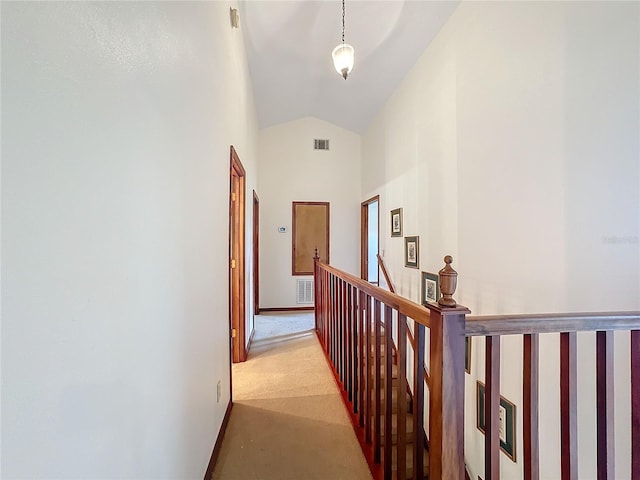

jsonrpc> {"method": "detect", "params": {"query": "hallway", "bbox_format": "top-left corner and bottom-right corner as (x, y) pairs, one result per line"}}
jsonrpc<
(212, 312), (373, 480)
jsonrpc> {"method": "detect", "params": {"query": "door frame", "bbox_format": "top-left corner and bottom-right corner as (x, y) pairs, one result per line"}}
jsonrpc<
(229, 146), (247, 363)
(361, 195), (380, 282)
(253, 190), (260, 315)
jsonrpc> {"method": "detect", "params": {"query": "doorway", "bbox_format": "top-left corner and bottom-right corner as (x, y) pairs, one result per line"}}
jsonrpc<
(229, 146), (247, 363)
(360, 196), (380, 284)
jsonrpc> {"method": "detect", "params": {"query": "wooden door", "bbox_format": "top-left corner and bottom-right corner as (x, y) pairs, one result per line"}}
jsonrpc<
(253, 191), (259, 315)
(229, 146), (246, 363)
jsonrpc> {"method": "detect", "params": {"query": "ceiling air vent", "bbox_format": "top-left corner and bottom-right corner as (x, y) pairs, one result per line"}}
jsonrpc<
(296, 279), (314, 304)
(314, 139), (330, 151)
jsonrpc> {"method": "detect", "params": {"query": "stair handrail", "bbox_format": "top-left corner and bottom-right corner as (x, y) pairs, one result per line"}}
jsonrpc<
(319, 260), (431, 326)
(377, 253), (396, 294)
(466, 311), (640, 336)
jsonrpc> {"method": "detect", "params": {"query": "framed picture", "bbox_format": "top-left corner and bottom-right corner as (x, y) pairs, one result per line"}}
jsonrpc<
(390, 208), (403, 237)
(404, 236), (419, 268)
(465, 337), (472, 374)
(476, 381), (516, 462)
(421, 271), (439, 304)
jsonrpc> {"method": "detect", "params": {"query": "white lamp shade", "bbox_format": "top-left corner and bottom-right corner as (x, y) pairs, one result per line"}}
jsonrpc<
(332, 43), (354, 79)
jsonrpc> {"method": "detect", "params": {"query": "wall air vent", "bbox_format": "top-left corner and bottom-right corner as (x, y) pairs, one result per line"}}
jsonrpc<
(296, 279), (314, 304)
(314, 139), (330, 151)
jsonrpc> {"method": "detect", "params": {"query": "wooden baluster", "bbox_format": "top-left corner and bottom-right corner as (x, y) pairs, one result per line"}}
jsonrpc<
(359, 290), (366, 427)
(632, 330), (640, 480)
(374, 299), (382, 463)
(353, 286), (359, 412)
(560, 332), (578, 480)
(323, 270), (327, 345)
(397, 313), (408, 480)
(384, 305), (393, 480)
(413, 322), (425, 480)
(319, 270), (327, 344)
(314, 251), (319, 332)
(485, 336), (501, 480)
(351, 285), (357, 410)
(365, 294), (372, 443)
(347, 284), (353, 400)
(340, 279), (346, 383)
(326, 271), (330, 348)
(336, 278), (340, 367)
(317, 267), (322, 343)
(523, 333), (540, 480)
(335, 278), (340, 378)
(343, 280), (348, 386)
(316, 267), (321, 342)
(333, 276), (338, 368)
(596, 331), (615, 480)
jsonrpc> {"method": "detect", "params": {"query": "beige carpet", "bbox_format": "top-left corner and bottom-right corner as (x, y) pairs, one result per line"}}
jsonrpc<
(212, 312), (373, 480)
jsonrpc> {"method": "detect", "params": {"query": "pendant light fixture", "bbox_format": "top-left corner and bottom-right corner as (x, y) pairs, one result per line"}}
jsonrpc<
(331, 0), (354, 80)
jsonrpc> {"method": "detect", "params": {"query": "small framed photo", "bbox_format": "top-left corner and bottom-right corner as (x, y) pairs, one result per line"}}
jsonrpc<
(390, 208), (403, 237)
(476, 381), (517, 462)
(404, 236), (419, 268)
(421, 271), (439, 304)
(465, 337), (472, 374)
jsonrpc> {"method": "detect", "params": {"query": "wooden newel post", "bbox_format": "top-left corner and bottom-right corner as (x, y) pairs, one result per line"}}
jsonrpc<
(426, 255), (469, 480)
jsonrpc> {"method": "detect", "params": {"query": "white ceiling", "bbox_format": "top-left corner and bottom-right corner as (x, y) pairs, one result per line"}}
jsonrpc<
(238, 1), (460, 134)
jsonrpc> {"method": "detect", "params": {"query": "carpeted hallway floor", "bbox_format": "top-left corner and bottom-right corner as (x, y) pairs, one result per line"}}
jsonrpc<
(211, 312), (373, 480)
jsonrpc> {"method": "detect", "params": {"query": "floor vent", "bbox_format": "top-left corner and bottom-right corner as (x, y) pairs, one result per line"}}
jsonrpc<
(314, 139), (330, 151)
(297, 279), (314, 304)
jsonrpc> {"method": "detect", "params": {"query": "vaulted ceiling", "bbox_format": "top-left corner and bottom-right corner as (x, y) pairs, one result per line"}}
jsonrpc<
(238, 1), (460, 134)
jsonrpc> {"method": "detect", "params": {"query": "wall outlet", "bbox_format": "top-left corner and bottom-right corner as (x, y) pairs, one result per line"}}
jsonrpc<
(217, 380), (221, 403)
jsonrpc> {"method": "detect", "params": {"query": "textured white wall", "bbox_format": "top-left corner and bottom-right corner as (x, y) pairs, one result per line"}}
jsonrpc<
(259, 117), (361, 308)
(1, 2), (258, 478)
(362, 2), (639, 479)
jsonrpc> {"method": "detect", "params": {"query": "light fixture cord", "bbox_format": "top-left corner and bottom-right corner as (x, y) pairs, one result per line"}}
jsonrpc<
(341, 0), (345, 44)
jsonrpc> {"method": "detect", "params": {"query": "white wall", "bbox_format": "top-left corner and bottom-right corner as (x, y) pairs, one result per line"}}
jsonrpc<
(362, 2), (639, 479)
(1, 2), (258, 478)
(259, 117), (361, 308)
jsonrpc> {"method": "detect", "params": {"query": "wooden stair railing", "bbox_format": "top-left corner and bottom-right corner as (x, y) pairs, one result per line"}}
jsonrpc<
(377, 253), (396, 294)
(316, 251), (640, 480)
(314, 254), (468, 480)
(466, 311), (640, 480)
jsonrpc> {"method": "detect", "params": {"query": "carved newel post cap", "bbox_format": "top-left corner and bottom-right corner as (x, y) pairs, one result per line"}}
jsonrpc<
(438, 255), (458, 307)
(313, 247), (320, 261)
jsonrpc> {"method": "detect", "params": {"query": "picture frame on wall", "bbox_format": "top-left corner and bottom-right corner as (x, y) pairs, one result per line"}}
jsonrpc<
(476, 381), (517, 462)
(421, 271), (439, 304)
(390, 208), (403, 237)
(404, 236), (419, 268)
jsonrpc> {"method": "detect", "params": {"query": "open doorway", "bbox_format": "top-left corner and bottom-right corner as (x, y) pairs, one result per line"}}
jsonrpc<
(361, 196), (380, 284)
(229, 146), (247, 363)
